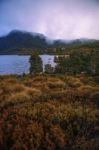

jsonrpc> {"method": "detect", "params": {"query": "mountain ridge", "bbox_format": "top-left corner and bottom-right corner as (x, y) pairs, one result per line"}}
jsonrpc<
(0, 30), (99, 54)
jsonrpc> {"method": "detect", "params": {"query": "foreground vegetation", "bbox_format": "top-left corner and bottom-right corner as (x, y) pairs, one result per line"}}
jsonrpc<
(0, 74), (99, 150)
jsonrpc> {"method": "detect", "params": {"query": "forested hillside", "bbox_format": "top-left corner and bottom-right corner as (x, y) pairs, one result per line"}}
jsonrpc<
(0, 30), (99, 55)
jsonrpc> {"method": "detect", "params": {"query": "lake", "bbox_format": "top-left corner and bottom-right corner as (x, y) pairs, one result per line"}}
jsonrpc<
(0, 55), (57, 75)
(40, 54), (57, 71)
(0, 55), (30, 75)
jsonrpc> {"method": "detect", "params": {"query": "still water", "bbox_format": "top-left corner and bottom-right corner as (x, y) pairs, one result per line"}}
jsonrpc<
(0, 55), (57, 75)
(0, 55), (30, 75)
(40, 54), (57, 71)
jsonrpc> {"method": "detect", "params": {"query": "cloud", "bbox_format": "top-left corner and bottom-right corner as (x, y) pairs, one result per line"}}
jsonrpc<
(0, 0), (99, 39)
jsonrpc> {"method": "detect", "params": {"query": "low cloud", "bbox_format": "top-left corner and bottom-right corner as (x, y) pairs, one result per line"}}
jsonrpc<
(0, 0), (99, 39)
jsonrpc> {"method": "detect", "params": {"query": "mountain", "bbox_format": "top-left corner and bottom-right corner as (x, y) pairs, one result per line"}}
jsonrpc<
(0, 30), (99, 54)
(0, 30), (48, 54)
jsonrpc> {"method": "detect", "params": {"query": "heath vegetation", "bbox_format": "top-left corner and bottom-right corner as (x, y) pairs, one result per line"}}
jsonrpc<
(0, 74), (99, 150)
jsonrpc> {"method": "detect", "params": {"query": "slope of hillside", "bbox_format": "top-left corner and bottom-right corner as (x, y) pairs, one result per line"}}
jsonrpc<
(0, 30), (99, 54)
(0, 30), (48, 54)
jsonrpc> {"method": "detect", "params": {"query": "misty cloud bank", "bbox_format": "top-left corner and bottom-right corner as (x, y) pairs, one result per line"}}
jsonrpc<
(0, 0), (99, 39)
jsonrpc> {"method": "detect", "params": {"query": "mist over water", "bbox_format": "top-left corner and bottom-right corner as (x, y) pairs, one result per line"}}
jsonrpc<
(0, 0), (99, 39)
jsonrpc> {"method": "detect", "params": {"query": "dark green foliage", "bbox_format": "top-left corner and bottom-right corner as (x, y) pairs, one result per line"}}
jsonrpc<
(55, 49), (99, 75)
(29, 55), (43, 74)
(45, 64), (54, 74)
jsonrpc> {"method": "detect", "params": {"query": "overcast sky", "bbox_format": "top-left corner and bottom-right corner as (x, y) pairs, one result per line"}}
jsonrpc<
(0, 0), (99, 39)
